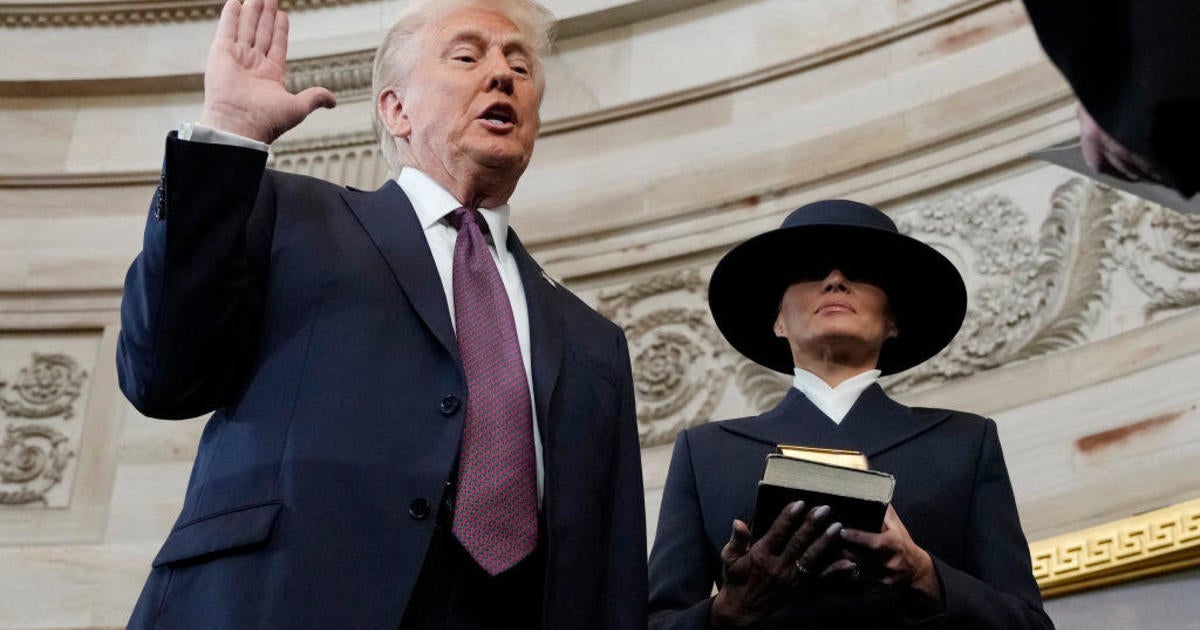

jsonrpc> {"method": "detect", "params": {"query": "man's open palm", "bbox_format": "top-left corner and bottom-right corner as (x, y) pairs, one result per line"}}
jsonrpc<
(200, 0), (335, 144)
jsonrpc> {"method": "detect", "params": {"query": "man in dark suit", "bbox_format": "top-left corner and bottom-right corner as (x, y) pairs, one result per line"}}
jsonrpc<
(648, 200), (1053, 628)
(1023, 0), (1199, 197)
(116, 0), (646, 627)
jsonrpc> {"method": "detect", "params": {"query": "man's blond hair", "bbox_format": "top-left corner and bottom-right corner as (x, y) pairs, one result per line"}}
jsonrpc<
(371, 0), (556, 176)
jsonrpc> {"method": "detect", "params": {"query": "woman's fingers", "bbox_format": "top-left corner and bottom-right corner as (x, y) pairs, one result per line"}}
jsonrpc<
(779, 505), (831, 567)
(757, 500), (807, 555)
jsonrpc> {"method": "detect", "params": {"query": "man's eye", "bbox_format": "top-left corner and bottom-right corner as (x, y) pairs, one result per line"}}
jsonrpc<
(512, 65), (529, 75)
(453, 55), (476, 63)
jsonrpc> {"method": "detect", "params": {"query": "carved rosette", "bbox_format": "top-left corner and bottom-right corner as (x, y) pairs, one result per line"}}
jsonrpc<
(598, 270), (733, 447)
(0, 424), (74, 506)
(0, 353), (88, 420)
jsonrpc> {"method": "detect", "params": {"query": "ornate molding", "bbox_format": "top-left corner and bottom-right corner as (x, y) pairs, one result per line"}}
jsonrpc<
(0, 0), (372, 29)
(884, 179), (1200, 394)
(0, 353), (87, 420)
(0, 423), (74, 505)
(284, 50), (375, 100)
(1031, 498), (1200, 597)
(597, 269), (732, 447)
(272, 130), (386, 189)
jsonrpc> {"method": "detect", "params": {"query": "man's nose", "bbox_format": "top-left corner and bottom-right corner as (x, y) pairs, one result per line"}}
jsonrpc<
(822, 269), (849, 293)
(485, 54), (516, 95)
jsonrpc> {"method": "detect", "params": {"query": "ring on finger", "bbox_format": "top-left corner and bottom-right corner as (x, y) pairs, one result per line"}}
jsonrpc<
(794, 560), (812, 578)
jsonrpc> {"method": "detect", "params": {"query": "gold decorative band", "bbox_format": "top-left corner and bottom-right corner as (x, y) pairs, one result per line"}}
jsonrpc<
(1031, 498), (1200, 598)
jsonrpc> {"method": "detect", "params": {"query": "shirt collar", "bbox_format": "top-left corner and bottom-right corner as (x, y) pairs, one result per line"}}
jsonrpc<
(791, 367), (882, 423)
(397, 167), (512, 263)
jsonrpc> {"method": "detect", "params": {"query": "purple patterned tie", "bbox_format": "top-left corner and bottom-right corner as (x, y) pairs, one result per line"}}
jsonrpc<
(445, 207), (538, 576)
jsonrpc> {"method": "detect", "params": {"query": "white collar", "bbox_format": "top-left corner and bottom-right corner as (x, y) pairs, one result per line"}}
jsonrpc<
(397, 167), (512, 263)
(791, 367), (881, 424)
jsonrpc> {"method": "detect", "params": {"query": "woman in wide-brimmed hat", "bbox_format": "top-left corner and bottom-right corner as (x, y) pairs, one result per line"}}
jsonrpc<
(647, 200), (1052, 629)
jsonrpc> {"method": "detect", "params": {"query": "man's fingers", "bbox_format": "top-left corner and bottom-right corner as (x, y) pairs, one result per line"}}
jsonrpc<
(757, 501), (806, 554)
(215, 0), (240, 42)
(254, 0), (278, 53)
(239, 0), (264, 46)
(298, 87), (338, 113)
(267, 10), (289, 64)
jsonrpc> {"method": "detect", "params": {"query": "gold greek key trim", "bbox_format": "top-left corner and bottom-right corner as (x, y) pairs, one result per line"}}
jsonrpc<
(1031, 498), (1200, 598)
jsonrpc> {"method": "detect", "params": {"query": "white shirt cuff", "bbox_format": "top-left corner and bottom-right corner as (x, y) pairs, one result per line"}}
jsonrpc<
(178, 122), (270, 154)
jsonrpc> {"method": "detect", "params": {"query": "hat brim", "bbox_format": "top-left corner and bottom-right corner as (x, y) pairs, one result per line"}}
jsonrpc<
(708, 224), (966, 375)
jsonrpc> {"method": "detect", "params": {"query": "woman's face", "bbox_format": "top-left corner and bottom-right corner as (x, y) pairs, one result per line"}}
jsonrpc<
(773, 269), (896, 368)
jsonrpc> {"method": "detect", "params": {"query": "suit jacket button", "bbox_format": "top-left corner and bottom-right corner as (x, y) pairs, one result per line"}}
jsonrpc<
(439, 395), (460, 416)
(409, 498), (430, 520)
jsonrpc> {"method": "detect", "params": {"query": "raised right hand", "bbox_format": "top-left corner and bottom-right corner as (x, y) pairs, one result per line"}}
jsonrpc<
(709, 502), (842, 628)
(199, 0), (336, 144)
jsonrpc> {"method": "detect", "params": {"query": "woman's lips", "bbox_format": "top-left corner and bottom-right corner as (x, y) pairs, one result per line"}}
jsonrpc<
(816, 301), (856, 314)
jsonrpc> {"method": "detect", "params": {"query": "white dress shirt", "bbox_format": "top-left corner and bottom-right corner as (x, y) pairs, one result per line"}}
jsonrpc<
(177, 123), (544, 502)
(397, 167), (544, 502)
(791, 367), (881, 424)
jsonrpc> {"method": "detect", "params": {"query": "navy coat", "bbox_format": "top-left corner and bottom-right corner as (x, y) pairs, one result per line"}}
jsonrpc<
(118, 135), (647, 629)
(648, 386), (1053, 629)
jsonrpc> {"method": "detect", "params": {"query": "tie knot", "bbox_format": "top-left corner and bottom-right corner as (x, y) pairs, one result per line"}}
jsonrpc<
(446, 207), (490, 234)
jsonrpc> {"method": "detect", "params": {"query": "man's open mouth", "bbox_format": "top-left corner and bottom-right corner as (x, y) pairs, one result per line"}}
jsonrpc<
(479, 103), (517, 126)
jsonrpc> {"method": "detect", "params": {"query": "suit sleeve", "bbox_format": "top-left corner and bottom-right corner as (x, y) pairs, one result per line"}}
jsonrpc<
(1022, 0), (1200, 195)
(606, 330), (650, 630)
(116, 133), (275, 419)
(934, 418), (1055, 629)
(648, 429), (718, 630)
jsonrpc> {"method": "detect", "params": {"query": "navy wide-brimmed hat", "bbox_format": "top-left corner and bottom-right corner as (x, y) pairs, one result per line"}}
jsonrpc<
(708, 199), (967, 375)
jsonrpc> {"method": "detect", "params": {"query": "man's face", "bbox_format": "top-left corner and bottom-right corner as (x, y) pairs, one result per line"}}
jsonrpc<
(773, 269), (896, 366)
(390, 7), (542, 183)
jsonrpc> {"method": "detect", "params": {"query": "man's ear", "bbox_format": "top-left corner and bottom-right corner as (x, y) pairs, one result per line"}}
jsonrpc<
(378, 87), (411, 140)
(773, 315), (787, 339)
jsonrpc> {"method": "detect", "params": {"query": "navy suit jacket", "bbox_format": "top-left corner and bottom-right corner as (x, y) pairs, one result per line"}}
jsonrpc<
(648, 386), (1053, 629)
(118, 136), (647, 629)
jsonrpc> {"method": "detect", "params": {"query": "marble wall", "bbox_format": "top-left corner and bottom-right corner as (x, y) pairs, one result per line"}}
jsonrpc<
(1, 0), (1197, 627)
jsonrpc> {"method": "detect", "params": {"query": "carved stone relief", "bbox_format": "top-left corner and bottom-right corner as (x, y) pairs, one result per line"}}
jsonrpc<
(599, 174), (1200, 446)
(0, 350), (90, 508)
(887, 178), (1200, 394)
(0, 424), (74, 506)
(0, 353), (88, 420)
(597, 269), (733, 447)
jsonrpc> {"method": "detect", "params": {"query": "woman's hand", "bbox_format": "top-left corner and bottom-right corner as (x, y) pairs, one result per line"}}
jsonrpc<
(710, 502), (843, 628)
(834, 504), (943, 610)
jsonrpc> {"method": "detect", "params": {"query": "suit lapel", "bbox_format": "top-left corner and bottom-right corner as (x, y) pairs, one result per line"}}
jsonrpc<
(718, 385), (953, 460)
(340, 181), (461, 368)
(508, 230), (564, 440)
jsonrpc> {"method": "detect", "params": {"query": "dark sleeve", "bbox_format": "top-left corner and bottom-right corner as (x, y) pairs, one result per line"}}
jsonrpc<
(606, 330), (650, 630)
(935, 418), (1055, 629)
(648, 429), (718, 630)
(116, 133), (275, 419)
(1022, 0), (1200, 195)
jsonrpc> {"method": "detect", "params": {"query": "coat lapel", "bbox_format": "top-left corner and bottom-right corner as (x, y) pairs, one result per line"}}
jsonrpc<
(340, 181), (461, 369)
(835, 384), (953, 459)
(718, 389), (841, 448)
(717, 384), (953, 460)
(508, 230), (564, 440)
